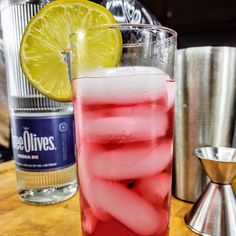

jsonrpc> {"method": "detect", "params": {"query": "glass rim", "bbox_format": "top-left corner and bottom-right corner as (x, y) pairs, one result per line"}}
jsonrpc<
(70, 23), (177, 39)
(72, 67), (171, 80)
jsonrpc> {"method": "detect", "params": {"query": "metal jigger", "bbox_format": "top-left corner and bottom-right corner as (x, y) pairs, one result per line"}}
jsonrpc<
(185, 147), (236, 236)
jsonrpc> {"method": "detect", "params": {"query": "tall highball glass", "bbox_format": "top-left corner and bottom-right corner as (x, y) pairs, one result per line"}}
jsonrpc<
(71, 24), (177, 236)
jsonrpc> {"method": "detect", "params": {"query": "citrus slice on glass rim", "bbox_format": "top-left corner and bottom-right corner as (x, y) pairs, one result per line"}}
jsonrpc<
(20, 0), (122, 102)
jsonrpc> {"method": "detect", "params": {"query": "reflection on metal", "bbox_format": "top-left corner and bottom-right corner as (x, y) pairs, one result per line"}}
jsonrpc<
(185, 147), (236, 236)
(174, 47), (236, 203)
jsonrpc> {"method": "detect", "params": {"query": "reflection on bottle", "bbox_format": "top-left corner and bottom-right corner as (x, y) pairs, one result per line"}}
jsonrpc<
(101, 0), (161, 25)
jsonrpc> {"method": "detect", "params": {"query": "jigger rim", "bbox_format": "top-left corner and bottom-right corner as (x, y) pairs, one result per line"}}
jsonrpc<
(193, 146), (236, 164)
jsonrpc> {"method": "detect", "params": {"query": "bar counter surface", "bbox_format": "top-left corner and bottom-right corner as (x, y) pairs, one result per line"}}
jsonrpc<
(0, 161), (198, 236)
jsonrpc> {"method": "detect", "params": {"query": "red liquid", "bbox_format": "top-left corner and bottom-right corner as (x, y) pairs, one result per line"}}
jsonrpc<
(73, 67), (175, 236)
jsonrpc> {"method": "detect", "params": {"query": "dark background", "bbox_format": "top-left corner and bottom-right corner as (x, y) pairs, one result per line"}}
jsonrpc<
(94, 0), (236, 48)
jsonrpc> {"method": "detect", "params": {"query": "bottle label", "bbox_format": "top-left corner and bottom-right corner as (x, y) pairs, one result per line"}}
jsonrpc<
(11, 114), (76, 172)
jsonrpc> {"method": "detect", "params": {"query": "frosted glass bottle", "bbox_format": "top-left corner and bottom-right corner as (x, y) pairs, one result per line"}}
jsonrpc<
(0, 0), (77, 205)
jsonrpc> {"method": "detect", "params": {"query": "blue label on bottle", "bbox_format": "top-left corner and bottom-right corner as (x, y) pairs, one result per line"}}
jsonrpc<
(11, 113), (76, 172)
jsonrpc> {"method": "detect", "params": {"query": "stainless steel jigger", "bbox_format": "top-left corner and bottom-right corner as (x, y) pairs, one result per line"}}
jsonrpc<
(185, 147), (236, 236)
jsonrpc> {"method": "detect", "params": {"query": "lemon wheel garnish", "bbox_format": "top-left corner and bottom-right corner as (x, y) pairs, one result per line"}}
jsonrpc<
(20, 0), (122, 102)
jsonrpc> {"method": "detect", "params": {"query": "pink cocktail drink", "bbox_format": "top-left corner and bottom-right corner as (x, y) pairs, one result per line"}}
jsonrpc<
(73, 66), (175, 236)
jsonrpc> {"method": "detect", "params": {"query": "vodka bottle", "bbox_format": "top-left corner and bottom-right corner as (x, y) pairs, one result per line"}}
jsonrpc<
(101, 0), (160, 25)
(0, 0), (77, 205)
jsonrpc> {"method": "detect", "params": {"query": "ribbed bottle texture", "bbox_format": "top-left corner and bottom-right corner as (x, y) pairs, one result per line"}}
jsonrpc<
(1, 1), (77, 205)
(1, 2), (68, 111)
